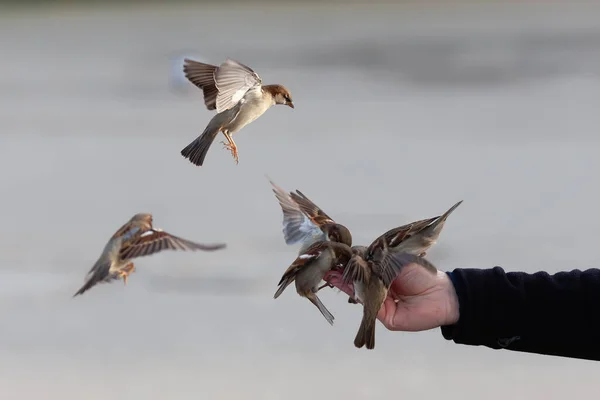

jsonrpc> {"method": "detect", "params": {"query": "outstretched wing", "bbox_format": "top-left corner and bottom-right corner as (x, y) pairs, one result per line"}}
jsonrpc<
(269, 178), (332, 249)
(119, 230), (226, 260)
(183, 59), (219, 111)
(289, 190), (336, 227)
(214, 58), (262, 113)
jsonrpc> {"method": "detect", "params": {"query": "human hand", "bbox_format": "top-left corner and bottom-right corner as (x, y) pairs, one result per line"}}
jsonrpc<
(326, 263), (459, 332)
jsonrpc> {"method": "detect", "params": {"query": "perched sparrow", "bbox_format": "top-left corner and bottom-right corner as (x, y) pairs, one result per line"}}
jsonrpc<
(322, 200), (460, 301)
(180, 58), (294, 166)
(274, 240), (353, 325)
(341, 238), (438, 349)
(73, 213), (226, 297)
(268, 177), (352, 254)
(372, 200), (463, 259)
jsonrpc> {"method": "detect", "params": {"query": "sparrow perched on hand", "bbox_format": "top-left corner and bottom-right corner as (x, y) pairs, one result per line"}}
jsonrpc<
(371, 200), (463, 259)
(341, 239), (438, 349)
(73, 213), (226, 297)
(268, 177), (352, 253)
(337, 200), (461, 305)
(274, 240), (353, 325)
(180, 58), (294, 166)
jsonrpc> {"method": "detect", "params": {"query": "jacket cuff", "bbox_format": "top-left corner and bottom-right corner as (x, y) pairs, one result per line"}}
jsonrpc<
(439, 267), (516, 349)
(440, 271), (461, 340)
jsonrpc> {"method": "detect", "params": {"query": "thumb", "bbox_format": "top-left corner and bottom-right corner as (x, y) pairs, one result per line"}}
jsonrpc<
(377, 296), (399, 330)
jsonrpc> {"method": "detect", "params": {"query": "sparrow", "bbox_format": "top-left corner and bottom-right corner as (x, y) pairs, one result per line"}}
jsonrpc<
(341, 238), (438, 349)
(322, 200), (461, 303)
(274, 240), (353, 325)
(268, 177), (353, 253)
(180, 58), (294, 166)
(73, 213), (227, 297)
(370, 200), (463, 259)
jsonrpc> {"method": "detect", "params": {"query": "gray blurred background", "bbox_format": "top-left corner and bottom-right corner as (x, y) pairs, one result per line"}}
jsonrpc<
(1, 0), (600, 398)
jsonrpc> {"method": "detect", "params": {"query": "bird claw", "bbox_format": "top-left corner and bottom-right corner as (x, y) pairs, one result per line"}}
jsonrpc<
(119, 263), (136, 286)
(220, 141), (239, 164)
(317, 282), (333, 292)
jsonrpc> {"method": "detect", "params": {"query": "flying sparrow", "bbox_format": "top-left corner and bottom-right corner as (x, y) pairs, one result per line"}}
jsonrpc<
(268, 177), (353, 253)
(73, 213), (226, 297)
(274, 240), (353, 325)
(180, 58), (294, 166)
(341, 239), (438, 349)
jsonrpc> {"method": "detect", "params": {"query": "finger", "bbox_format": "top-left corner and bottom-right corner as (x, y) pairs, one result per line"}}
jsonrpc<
(323, 271), (354, 297)
(377, 296), (398, 330)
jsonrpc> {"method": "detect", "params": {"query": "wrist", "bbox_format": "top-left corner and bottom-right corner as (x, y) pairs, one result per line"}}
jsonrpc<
(440, 271), (460, 326)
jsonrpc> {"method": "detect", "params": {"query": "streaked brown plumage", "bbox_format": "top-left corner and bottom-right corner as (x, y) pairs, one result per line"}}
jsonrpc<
(73, 213), (226, 297)
(342, 237), (438, 349)
(328, 201), (462, 349)
(268, 177), (352, 253)
(371, 200), (462, 260)
(274, 240), (353, 325)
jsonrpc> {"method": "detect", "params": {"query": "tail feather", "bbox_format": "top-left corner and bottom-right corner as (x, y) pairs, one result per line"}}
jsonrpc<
(354, 316), (376, 349)
(427, 199), (463, 235)
(73, 262), (114, 297)
(73, 278), (97, 297)
(436, 200), (463, 225)
(307, 294), (334, 325)
(274, 277), (293, 299)
(180, 126), (220, 167)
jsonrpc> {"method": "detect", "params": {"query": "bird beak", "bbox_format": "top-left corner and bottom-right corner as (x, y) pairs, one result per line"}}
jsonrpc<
(287, 102), (295, 109)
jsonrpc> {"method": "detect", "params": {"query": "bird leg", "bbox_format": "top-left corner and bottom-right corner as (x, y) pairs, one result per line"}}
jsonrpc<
(119, 263), (136, 286)
(317, 282), (334, 292)
(219, 132), (239, 164)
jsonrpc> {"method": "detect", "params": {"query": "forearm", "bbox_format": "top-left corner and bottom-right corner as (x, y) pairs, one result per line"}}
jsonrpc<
(440, 266), (600, 361)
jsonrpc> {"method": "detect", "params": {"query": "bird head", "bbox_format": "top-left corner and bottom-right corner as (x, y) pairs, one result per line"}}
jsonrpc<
(266, 84), (294, 109)
(325, 223), (353, 247)
(129, 213), (153, 230)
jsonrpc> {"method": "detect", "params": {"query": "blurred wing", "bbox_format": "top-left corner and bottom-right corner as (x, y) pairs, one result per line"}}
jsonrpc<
(214, 58), (262, 113)
(183, 59), (219, 111)
(119, 230), (226, 260)
(289, 190), (336, 227)
(374, 252), (438, 288)
(269, 179), (327, 248)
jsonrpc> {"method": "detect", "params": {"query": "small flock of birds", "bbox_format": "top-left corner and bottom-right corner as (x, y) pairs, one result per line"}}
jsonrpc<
(73, 57), (462, 350)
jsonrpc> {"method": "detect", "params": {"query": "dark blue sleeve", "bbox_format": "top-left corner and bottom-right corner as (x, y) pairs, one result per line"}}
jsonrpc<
(440, 266), (600, 361)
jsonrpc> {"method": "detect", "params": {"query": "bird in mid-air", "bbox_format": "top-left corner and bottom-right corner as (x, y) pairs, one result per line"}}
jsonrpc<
(274, 240), (354, 325)
(268, 177), (352, 254)
(73, 213), (226, 297)
(181, 58), (294, 166)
